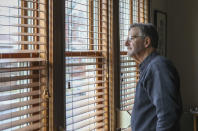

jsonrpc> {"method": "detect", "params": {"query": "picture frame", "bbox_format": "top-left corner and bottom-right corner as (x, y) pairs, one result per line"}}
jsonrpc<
(154, 10), (167, 56)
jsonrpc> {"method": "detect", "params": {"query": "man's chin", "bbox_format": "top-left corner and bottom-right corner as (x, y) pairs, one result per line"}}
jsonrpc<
(127, 52), (140, 63)
(127, 52), (134, 57)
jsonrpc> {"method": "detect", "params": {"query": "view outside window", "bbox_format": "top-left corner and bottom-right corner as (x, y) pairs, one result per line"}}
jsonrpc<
(0, 0), (48, 130)
(66, 0), (109, 130)
(0, 0), (19, 50)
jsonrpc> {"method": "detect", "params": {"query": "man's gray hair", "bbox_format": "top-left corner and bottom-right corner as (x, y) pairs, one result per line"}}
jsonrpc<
(129, 23), (159, 48)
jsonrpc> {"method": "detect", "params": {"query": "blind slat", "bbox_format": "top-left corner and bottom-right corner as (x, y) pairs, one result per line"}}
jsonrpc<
(122, 74), (139, 79)
(0, 5), (46, 12)
(89, 122), (107, 130)
(121, 90), (135, 96)
(121, 85), (136, 90)
(66, 104), (106, 118)
(120, 65), (137, 68)
(0, 114), (45, 130)
(66, 98), (105, 110)
(70, 80), (106, 88)
(0, 24), (46, 29)
(0, 90), (41, 102)
(0, 74), (46, 82)
(72, 116), (107, 130)
(0, 66), (46, 73)
(0, 15), (46, 21)
(66, 68), (107, 74)
(66, 62), (106, 66)
(0, 98), (46, 112)
(120, 59), (136, 63)
(67, 92), (106, 104)
(121, 80), (138, 85)
(13, 122), (45, 131)
(0, 82), (46, 92)
(121, 70), (139, 74)
(0, 106), (46, 121)
(16, 41), (46, 45)
(67, 110), (106, 125)
(66, 74), (105, 82)
(14, 0), (46, 5)
(66, 86), (105, 96)
(0, 58), (46, 63)
(123, 106), (133, 112)
(121, 100), (134, 107)
(65, 51), (103, 57)
(0, 50), (46, 54)
(122, 96), (135, 102)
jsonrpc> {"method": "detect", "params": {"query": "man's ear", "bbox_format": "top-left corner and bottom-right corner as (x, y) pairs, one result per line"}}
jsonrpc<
(144, 37), (151, 48)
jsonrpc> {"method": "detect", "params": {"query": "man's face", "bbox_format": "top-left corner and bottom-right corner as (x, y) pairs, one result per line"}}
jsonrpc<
(125, 27), (146, 57)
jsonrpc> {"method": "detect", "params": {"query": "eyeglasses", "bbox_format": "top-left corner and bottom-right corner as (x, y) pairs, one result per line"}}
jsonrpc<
(127, 36), (145, 42)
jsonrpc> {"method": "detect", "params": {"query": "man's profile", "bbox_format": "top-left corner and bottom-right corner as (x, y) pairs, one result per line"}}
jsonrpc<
(125, 23), (182, 131)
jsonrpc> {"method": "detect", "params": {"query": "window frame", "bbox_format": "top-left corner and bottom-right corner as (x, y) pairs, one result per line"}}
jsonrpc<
(0, 0), (151, 130)
(0, 0), (49, 130)
(64, 0), (110, 130)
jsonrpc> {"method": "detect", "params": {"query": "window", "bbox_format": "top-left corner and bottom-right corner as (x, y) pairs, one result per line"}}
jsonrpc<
(65, 0), (109, 130)
(0, 0), (150, 130)
(0, 0), (48, 130)
(119, 0), (149, 130)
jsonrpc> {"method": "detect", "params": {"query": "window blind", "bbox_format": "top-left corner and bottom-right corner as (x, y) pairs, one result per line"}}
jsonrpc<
(119, 0), (149, 130)
(65, 0), (109, 130)
(0, 0), (48, 130)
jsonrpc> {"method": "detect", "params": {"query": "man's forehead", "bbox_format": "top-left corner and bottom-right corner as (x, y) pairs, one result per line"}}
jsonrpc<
(129, 27), (141, 35)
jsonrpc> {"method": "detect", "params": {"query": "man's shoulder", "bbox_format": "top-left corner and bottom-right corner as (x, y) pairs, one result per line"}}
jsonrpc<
(149, 55), (175, 70)
(147, 54), (180, 80)
(152, 55), (168, 63)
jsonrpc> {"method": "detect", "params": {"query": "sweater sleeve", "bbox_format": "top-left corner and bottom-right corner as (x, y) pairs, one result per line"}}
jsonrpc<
(145, 63), (182, 131)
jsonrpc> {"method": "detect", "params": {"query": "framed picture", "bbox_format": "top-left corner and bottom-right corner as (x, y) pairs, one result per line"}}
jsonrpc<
(154, 10), (167, 56)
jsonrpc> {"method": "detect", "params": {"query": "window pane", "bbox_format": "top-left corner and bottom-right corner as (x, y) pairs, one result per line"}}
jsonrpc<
(65, 0), (109, 130)
(0, 0), (48, 130)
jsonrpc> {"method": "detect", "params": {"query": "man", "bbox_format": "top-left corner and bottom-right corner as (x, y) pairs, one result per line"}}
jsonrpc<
(125, 23), (182, 131)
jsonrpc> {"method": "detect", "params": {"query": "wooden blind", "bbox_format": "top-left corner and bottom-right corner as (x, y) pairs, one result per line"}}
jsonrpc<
(119, 0), (149, 130)
(0, 0), (48, 130)
(65, 0), (109, 130)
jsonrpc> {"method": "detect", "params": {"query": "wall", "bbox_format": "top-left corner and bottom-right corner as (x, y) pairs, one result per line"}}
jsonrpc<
(168, 0), (198, 105)
(151, 0), (168, 15)
(152, 0), (198, 130)
(167, 0), (198, 130)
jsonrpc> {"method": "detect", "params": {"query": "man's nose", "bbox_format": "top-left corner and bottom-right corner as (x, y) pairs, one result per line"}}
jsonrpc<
(125, 40), (129, 46)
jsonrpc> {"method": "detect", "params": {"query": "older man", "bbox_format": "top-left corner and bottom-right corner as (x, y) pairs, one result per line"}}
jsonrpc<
(125, 23), (182, 131)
